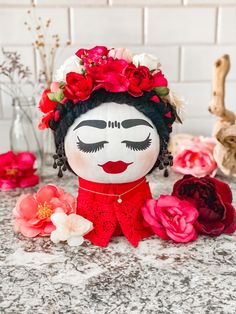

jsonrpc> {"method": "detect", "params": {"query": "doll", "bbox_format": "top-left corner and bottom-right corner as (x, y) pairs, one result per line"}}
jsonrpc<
(38, 46), (180, 247)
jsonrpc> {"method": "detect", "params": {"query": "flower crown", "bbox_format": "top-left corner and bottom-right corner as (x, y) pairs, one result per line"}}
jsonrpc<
(38, 46), (181, 130)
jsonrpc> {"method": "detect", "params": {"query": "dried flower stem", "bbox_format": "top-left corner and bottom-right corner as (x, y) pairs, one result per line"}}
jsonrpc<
(0, 48), (33, 98)
(25, 7), (69, 88)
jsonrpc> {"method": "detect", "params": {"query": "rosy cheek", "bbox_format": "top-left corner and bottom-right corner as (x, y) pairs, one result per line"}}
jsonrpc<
(66, 148), (89, 171)
(138, 149), (157, 163)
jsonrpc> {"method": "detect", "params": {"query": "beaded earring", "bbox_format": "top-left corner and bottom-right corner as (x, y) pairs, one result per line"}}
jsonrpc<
(156, 144), (173, 177)
(52, 143), (68, 178)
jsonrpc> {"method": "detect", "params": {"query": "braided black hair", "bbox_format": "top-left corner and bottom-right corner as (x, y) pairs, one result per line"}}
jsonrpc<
(49, 89), (176, 176)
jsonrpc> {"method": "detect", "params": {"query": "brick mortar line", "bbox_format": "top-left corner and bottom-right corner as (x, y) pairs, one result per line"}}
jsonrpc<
(68, 7), (72, 43)
(143, 7), (148, 46)
(215, 6), (219, 44)
(0, 42), (236, 49)
(36, 43), (236, 47)
(0, 4), (236, 8)
(178, 46), (181, 82)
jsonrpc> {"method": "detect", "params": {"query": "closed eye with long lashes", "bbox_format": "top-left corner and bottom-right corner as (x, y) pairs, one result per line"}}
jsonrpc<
(77, 136), (109, 153)
(121, 133), (152, 151)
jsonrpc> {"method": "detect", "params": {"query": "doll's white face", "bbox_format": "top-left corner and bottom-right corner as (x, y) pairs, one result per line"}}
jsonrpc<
(64, 102), (160, 183)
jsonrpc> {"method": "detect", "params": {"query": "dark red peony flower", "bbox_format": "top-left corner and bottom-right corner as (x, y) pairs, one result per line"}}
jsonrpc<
(153, 71), (168, 87)
(172, 175), (236, 236)
(88, 59), (129, 93)
(76, 46), (109, 68)
(38, 89), (57, 114)
(125, 65), (154, 97)
(64, 72), (94, 102)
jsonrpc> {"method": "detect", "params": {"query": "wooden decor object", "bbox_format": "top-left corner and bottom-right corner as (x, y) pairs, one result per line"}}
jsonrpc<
(209, 54), (236, 177)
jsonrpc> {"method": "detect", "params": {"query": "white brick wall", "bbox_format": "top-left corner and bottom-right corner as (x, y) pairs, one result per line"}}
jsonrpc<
(0, 0), (236, 152)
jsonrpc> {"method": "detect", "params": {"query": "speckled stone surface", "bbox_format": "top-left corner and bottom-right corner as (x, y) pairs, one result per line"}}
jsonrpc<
(0, 169), (236, 314)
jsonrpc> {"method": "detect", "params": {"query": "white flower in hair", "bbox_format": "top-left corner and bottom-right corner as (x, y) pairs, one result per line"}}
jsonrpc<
(50, 212), (93, 246)
(132, 53), (161, 71)
(54, 55), (85, 82)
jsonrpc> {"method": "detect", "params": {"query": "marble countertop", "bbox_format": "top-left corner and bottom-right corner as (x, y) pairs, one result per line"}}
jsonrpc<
(0, 169), (236, 314)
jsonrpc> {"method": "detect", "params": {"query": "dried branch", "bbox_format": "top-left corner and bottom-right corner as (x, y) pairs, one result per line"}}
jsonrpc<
(208, 54), (235, 126)
(25, 7), (70, 88)
(0, 48), (33, 98)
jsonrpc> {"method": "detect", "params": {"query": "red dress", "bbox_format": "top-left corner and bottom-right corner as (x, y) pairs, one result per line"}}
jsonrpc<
(76, 177), (154, 247)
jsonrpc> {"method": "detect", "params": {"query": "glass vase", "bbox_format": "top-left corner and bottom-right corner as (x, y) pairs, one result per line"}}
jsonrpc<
(10, 97), (43, 169)
(42, 128), (56, 170)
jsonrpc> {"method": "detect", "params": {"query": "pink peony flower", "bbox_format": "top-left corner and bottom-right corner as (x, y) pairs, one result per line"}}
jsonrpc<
(172, 136), (217, 177)
(142, 195), (199, 243)
(0, 151), (39, 190)
(13, 184), (76, 237)
(108, 48), (133, 63)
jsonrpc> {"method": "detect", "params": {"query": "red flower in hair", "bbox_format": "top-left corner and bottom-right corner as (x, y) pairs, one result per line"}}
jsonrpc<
(125, 65), (154, 97)
(153, 71), (168, 87)
(38, 111), (55, 130)
(39, 89), (57, 113)
(88, 59), (129, 92)
(64, 72), (94, 102)
(76, 46), (109, 67)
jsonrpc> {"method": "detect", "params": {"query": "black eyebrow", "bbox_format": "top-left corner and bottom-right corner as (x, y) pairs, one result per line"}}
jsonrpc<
(73, 120), (107, 131)
(121, 119), (153, 129)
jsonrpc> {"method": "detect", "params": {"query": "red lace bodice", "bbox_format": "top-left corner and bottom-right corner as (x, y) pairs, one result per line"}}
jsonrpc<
(76, 177), (154, 247)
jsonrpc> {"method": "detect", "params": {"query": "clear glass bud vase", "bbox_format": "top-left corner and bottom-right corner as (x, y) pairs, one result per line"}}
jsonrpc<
(42, 128), (56, 170)
(10, 97), (43, 169)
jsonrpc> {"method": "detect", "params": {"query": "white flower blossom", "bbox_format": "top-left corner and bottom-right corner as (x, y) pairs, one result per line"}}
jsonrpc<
(54, 55), (84, 82)
(50, 213), (93, 246)
(132, 53), (161, 71)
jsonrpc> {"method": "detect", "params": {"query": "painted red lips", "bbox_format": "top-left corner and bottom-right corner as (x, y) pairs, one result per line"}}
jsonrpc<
(98, 161), (133, 174)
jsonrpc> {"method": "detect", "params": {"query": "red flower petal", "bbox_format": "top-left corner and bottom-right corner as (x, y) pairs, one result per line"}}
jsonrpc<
(19, 175), (39, 188)
(153, 71), (168, 87)
(212, 177), (233, 203)
(38, 89), (57, 114)
(0, 179), (18, 190)
(165, 111), (172, 118)
(150, 95), (160, 103)
(38, 111), (54, 130)
(15, 152), (36, 170)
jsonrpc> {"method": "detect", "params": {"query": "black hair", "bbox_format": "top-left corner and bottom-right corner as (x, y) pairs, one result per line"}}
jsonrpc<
(50, 89), (176, 177)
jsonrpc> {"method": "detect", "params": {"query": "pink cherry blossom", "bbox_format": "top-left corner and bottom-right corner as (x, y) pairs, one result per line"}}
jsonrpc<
(13, 184), (76, 238)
